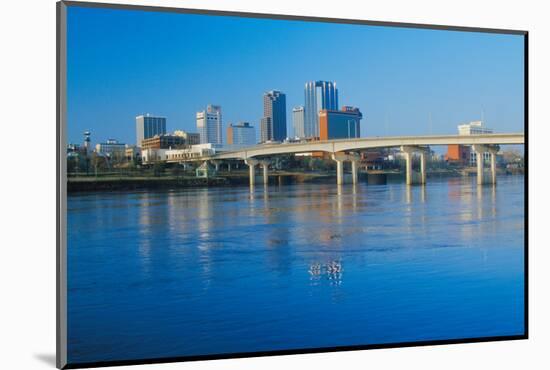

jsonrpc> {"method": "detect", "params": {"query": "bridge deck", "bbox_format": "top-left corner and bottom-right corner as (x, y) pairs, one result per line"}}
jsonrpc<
(168, 133), (525, 162)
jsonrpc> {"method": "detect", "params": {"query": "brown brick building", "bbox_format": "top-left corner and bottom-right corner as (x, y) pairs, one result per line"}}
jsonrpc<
(141, 135), (188, 150)
(445, 144), (471, 165)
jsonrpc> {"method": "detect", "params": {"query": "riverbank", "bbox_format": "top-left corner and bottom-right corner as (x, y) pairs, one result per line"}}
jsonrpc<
(67, 171), (335, 192)
(67, 168), (523, 192)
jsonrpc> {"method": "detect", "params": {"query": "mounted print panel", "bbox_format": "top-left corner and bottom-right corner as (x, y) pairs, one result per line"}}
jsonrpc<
(57, 1), (527, 368)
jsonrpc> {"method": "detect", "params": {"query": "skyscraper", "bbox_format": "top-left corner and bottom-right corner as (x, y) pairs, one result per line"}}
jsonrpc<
(261, 90), (287, 142)
(136, 114), (167, 147)
(304, 81), (338, 138)
(292, 106), (305, 139)
(260, 117), (272, 143)
(196, 105), (222, 145)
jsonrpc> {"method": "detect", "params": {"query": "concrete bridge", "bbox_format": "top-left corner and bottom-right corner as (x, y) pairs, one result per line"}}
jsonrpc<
(170, 133), (525, 186)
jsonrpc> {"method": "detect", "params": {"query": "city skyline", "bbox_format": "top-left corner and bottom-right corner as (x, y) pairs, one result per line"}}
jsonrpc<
(67, 6), (524, 146)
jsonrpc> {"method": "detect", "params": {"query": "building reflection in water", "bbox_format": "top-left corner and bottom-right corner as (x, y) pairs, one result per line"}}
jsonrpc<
(405, 185), (412, 205)
(475, 182), (498, 236)
(444, 177), (500, 242)
(336, 185), (343, 219)
(448, 178), (475, 230)
(247, 184), (294, 275)
(352, 184), (358, 210)
(420, 185), (426, 204)
(402, 185), (414, 234)
(137, 192), (153, 274)
(309, 260), (343, 287)
(195, 189), (215, 282)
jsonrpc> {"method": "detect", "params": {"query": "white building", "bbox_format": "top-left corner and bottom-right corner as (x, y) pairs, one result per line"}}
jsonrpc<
(143, 144), (220, 164)
(165, 144), (217, 161)
(458, 120), (493, 136)
(141, 148), (168, 164)
(196, 105), (222, 145)
(95, 139), (126, 158)
(292, 106), (305, 138)
(457, 121), (493, 166)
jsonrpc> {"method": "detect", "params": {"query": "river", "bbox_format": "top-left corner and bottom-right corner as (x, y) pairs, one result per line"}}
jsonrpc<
(67, 175), (525, 364)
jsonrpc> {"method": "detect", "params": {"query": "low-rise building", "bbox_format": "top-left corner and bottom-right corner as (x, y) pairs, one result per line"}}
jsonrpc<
(141, 148), (168, 164)
(141, 135), (188, 150)
(95, 139), (126, 158)
(319, 106), (362, 140)
(125, 145), (141, 161)
(174, 130), (201, 145)
(227, 122), (256, 146)
(164, 143), (218, 162)
(445, 144), (471, 164)
(447, 121), (493, 166)
(362, 151), (385, 170)
(458, 120), (493, 136)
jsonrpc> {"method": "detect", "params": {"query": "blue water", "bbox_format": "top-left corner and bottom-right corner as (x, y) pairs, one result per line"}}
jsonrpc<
(67, 176), (525, 364)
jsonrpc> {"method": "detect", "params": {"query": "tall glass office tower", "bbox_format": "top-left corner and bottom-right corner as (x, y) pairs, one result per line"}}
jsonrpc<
(304, 81), (338, 138)
(261, 91), (287, 142)
(292, 106), (305, 138)
(135, 114), (167, 147)
(196, 105), (222, 145)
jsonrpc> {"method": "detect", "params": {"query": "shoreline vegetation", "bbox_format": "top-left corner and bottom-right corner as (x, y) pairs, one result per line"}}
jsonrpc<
(66, 168), (524, 193)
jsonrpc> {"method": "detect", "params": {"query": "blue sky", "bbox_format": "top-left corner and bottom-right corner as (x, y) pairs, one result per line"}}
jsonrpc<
(67, 6), (524, 146)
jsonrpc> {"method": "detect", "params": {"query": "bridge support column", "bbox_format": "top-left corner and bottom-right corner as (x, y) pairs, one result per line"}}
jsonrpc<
(349, 153), (360, 185)
(336, 160), (344, 185)
(260, 160), (270, 185)
(227, 162), (231, 172)
(351, 159), (358, 185)
(245, 159), (258, 187)
(401, 146), (414, 185)
(490, 152), (496, 185)
(401, 146), (429, 185)
(211, 160), (221, 172)
(331, 153), (346, 185)
(488, 145), (499, 185)
(420, 151), (426, 185)
(472, 145), (486, 185)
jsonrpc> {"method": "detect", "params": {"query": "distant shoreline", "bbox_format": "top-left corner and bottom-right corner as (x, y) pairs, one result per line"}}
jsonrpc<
(66, 172), (334, 192)
(66, 168), (523, 193)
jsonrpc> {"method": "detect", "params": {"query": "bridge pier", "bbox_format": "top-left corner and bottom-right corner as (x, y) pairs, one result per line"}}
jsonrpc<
(245, 159), (258, 187)
(336, 160), (344, 185)
(331, 153), (346, 185)
(402, 147), (414, 185)
(473, 145), (485, 185)
(331, 152), (360, 185)
(420, 150), (426, 185)
(260, 160), (270, 185)
(489, 145), (499, 185)
(351, 158), (358, 185)
(211, 160), (221, 172)
(473, 144), (499, 185)
(401, 146), (428, 185)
